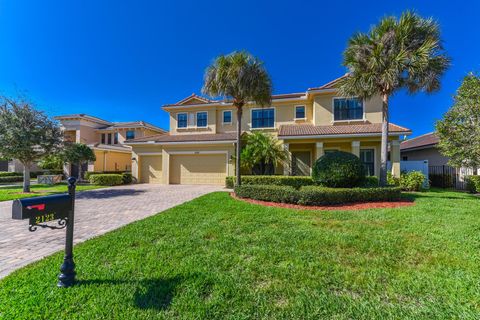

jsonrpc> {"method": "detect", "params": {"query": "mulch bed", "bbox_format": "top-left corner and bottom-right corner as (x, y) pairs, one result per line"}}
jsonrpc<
(230, 193), (414, 211)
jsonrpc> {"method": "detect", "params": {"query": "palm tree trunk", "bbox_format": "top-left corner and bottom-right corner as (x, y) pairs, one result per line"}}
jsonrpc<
(236, 106), (243, 186)
(379, 94), (389, 186)
(23, 162), (31, 193)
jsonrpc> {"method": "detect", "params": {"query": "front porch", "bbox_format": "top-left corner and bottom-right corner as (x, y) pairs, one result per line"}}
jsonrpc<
(281, 138), (401, 178)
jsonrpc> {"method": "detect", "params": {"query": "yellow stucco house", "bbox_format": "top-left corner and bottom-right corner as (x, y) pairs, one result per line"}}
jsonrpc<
(55, 114), (166, 177)
(126, 76), (411, 185)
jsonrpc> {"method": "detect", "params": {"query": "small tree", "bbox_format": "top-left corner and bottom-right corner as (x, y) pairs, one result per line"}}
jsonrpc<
(436, 73), (480, 168)
(241, 131), (287, 175)
(62, 143), (96, 180)
(203, 51), (272, 186)
(39, 154), (64, 171)
(0, 97), (63, 192)
(338, 11), (450, 186)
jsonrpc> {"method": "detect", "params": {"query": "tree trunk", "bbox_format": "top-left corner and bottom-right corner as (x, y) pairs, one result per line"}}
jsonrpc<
(379, 94), (390, 186)
(78, 162), (82, 181)
(236, 106), (243, 186)
(23, 162), (31, 193)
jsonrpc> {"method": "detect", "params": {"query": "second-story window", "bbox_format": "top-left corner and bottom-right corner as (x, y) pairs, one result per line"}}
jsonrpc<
(333, 97), (363, 121)
(177, 113), (188, 128)
(223, 110), (232, 124)
(196, 112), (208, 127)
(114, 132), (119, 144)
(252, 108), (274, 128)
(295, 105), (306, 119)
(126, 130), (135, 140)
(101, 133), (106, 144)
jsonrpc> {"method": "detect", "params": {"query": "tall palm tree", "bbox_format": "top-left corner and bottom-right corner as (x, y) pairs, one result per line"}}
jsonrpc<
(203, 51), (272, 186)
(338, 11), (450, 186)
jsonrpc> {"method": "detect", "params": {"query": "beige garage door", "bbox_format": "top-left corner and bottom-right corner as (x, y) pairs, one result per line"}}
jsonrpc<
(170, 154), (226, 185)
(140, 155), (162, 183)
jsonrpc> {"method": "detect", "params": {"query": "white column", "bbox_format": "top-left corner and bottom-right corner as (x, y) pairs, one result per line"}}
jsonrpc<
(351, 141), (360, 157)
(162, 148), (170, 184)
(391, 140), (401, 178)
(315, 142), (324, 160)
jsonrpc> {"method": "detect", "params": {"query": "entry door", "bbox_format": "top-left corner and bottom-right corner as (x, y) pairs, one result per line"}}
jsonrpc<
(292, 151), (311, 176)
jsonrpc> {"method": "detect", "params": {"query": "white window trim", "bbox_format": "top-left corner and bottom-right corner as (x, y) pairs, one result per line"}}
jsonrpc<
(294, 105), (306, 121)
(177, 112), (188, 129)
(360, 148), (376, 176)
(222, 110), (233, 125)
(195, 111), (208, 128)
(250, 107), (276, 129)
(331, 97), (366, 123)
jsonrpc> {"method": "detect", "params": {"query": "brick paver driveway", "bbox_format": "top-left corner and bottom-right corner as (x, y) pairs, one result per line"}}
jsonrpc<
(0, 184), (225, 279)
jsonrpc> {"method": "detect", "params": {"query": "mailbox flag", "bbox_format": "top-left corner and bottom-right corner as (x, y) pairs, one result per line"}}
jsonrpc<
(27, 204), (46, 211)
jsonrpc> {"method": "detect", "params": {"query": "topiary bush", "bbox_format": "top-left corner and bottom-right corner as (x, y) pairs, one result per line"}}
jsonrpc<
(466, 175), (480, 193)
(312, 151), (365, 188)
(89, 174), (123, 186)
(226, 175), (314, 189)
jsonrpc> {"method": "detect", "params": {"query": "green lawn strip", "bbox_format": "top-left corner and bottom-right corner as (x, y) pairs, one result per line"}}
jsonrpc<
(0, 183), (107, 202)
(0, 190), (479, 319)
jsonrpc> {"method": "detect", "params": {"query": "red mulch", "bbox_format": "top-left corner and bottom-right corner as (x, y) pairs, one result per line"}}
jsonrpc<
(230, 193), (414, 211)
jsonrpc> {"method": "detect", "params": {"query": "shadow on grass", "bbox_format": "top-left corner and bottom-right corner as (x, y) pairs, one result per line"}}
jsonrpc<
(77, 276), (182, 310)
(76, 189), (147, 200)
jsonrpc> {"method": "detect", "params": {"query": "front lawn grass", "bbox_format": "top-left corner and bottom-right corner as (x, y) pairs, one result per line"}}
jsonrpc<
(0, 183), (107, 202)
(1, 189), (479, 319)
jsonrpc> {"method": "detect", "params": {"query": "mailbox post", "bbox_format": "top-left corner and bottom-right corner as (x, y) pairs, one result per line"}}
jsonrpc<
(12, 176), (77, 288)
(57, 177), (77, 288)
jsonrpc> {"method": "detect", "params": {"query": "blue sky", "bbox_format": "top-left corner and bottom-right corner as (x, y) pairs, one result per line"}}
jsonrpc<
(0, 0), (478, 137)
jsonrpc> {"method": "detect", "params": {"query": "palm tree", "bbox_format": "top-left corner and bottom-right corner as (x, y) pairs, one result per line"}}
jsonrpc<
(241, 131), (287, 175)
(338, 11), (450, 186)
(203, 51), (272, 186)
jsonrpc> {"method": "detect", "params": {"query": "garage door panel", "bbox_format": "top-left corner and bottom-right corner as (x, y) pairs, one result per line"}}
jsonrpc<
(170, 154), (226, 185)
(140, 155), (162, 184)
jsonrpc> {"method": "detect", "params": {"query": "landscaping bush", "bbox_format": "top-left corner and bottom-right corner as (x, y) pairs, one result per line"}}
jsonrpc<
(312, 151), (365, 187)
(299, 186), (402, 205)
(89, 174), (123, 186)
(85, 171), (132, 184)
(361, 176), (379, 188)
(234, 184), (402, 206)
(0, 176), (23, 183)
(226, 175), (314, 189)
(0, 172), (22, 177)
(234, 185), (301, 203)
(466, 175), (480, 193)
(400, 171), (427, 191)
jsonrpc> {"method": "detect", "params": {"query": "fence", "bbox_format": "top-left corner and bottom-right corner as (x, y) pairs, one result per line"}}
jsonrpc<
(428, 165), (474, 190)
(388, 160), (429, 188)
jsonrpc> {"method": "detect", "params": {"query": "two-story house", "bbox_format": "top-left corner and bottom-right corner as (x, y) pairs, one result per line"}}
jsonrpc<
(126, 75), (411, 185)
(55, 114), (166, 177)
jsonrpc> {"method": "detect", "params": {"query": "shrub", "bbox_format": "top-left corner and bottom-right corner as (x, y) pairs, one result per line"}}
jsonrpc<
(361, 176), (379, 188)
(234, 184), (402, 206)
(0, 172), (22, 177)
(466, 175), (480, 193)
(89, 174), (123, 186)
(226, 175), (314, 189)
(400, 171), (427, 191)
(0, 176), (23, 183)
(299, 186), (402, 205)
(234, 185), (301, 203)
(121, 172), (133, 184)
(387, 172), (400, 186)
(85, 171), (132, 184)
(312, 151), (365, 188)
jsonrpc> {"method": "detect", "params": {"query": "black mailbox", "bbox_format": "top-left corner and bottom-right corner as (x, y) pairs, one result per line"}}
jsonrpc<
(12, 194), (72, 226)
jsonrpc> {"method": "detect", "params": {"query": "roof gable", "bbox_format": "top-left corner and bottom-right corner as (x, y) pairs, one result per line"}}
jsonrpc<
(176, 94), (214, 105)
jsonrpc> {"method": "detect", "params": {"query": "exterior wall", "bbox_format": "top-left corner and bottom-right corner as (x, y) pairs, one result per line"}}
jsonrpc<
(93, 150), (132, 172)
(401, 147), (449, 166)
(169, 107), (217, 135)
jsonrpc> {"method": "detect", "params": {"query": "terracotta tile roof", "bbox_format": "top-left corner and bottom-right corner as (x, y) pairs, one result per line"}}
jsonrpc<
(400, 132), (438, 150)
(97, 121), (167, 133)
(126, 132), (236, 144)
(278, 123), (411, 137)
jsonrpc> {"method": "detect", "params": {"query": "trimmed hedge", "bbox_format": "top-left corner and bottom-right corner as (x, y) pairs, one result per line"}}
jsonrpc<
(466, 176), (480, 193)
(312, 151), (365, 187)
(85, 171), (132, 185)
(361, 176), (379, 188)
(89, 174), (124, 186)
(226, 175), (314, 189)
(0, 172), (22, 177)
(234, 184), (402, 206)
(0, 176), (23, 183)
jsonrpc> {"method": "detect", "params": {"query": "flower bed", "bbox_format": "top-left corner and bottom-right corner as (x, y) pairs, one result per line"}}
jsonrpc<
(234, 184), (402, 206)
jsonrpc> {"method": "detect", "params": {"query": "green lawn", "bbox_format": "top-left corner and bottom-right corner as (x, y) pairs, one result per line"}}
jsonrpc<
(0, 183), (107, 202)
(1, 189), (479, 319)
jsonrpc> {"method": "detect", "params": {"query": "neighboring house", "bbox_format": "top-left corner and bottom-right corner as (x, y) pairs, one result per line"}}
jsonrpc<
(55, 114), (166, 177)
(125, 75), (411, 185)
(400, 132), (449, 166)
(7, 159), (41, 173)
